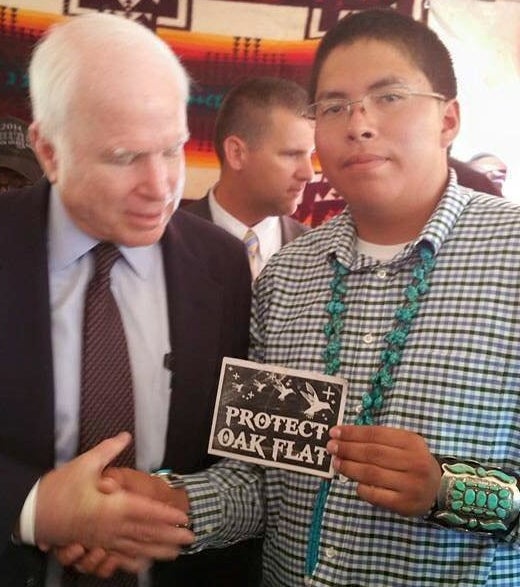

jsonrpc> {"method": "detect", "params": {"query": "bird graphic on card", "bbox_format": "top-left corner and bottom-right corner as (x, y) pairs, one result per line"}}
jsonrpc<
(300, 382), (333, 419)
(253, 379), (267, 393)
(231, 382), (244, 393)
(272, 376), (296, 401)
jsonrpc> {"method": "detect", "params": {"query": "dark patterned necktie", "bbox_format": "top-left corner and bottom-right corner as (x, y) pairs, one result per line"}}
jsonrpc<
(78, 242), (135, 466)
(63, 242), (138, 587)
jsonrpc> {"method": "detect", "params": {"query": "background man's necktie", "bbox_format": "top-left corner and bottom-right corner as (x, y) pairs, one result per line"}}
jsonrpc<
(65, 242), (138, 587)
(243, 228), (260, 281)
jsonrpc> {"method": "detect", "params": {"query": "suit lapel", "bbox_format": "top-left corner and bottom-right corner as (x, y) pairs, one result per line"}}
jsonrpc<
(183, 193), (212, 221)
(160, 216), (225, 470)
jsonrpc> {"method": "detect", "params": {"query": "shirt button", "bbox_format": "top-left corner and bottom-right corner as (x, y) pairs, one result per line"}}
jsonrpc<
(304, 576), (313, 586)
(376, 268), (387, 279)
(202, 524), (213, 534)
(362, 332), (375, 345)
(325, 546), (337, 559)
(339, 474), (348, 483)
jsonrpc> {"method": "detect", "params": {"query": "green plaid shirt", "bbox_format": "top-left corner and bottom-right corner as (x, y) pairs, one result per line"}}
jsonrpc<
(185, 174), (520, 586)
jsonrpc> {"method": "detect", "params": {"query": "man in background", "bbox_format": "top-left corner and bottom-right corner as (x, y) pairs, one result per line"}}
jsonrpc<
(0, 12), (253, 587)
(0, 115), (42, 191)
(448, 156), (502, 196)
(468, 152), (508, 196)
(185, 76), (314, 280)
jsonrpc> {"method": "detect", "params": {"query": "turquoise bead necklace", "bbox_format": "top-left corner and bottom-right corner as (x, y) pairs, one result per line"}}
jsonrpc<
(305, 243), (436, 577)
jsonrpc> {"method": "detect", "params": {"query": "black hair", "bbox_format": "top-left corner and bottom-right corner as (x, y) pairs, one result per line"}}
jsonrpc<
(309, 9), (457, 102)
(214, 76), (309, 164)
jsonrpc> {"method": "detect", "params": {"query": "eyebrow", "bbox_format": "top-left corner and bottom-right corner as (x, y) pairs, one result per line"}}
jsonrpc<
(280, 147), (315, 156)
(316, 76), (410, 101)
(105, 134), (191, 160)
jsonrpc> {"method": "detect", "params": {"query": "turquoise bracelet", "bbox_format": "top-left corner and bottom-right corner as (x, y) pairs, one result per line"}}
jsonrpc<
(427, 457), (520, 535)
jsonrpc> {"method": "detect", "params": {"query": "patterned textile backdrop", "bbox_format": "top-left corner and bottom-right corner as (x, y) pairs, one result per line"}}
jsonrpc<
(1, 1), (518, 222)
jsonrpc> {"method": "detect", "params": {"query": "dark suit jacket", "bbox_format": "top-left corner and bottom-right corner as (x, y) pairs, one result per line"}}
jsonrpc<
(183, 194), (309, 246)
(0, 180), (259, 586)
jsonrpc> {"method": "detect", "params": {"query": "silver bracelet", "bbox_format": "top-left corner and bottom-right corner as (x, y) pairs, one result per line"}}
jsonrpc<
(427, 457), (520, 535)
(151, 468), (186, 489)
(151, 469), (192, 529)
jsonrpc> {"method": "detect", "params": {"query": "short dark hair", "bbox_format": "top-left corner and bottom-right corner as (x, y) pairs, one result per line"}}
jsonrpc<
(309, 9), (457, 102)
(214, 76), (309, 164)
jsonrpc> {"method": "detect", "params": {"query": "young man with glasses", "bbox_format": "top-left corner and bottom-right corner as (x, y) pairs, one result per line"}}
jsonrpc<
(70, 9), (520, 586)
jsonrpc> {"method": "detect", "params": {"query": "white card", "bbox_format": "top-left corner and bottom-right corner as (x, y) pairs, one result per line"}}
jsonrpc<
(208, 357), (348, 478)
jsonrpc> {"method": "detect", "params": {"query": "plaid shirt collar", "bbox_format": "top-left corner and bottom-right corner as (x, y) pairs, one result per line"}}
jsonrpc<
(329, 171), (474, 270)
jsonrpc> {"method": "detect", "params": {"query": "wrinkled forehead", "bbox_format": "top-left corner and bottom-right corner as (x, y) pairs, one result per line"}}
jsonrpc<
(59, 70), (188, 156)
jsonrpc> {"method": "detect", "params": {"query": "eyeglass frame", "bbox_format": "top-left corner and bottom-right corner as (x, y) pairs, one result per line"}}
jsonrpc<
(303, 87), (447, 121)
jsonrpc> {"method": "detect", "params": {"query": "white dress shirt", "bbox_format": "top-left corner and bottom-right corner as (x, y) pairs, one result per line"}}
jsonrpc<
(208, 188), (282, 274)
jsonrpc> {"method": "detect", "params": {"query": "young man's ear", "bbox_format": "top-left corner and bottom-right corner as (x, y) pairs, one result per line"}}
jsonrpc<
(29, 122), (58, 183)
(223, 135), (248, 171)
(440, 99), (460, 150)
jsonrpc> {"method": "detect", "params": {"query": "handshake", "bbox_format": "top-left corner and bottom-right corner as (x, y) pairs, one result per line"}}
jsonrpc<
(34, 432), (194, 578)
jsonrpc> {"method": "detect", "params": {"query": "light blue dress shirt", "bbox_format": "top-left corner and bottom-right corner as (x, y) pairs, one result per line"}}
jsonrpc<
(48, 186), (171, 471)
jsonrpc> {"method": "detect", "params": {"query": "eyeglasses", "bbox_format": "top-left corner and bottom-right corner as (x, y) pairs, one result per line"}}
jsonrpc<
(304, 87), (446, 123)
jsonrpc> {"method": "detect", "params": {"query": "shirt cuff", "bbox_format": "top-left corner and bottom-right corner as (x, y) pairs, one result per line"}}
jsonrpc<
(18, 479), (39, 545)
(181, 471), (224, 550)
